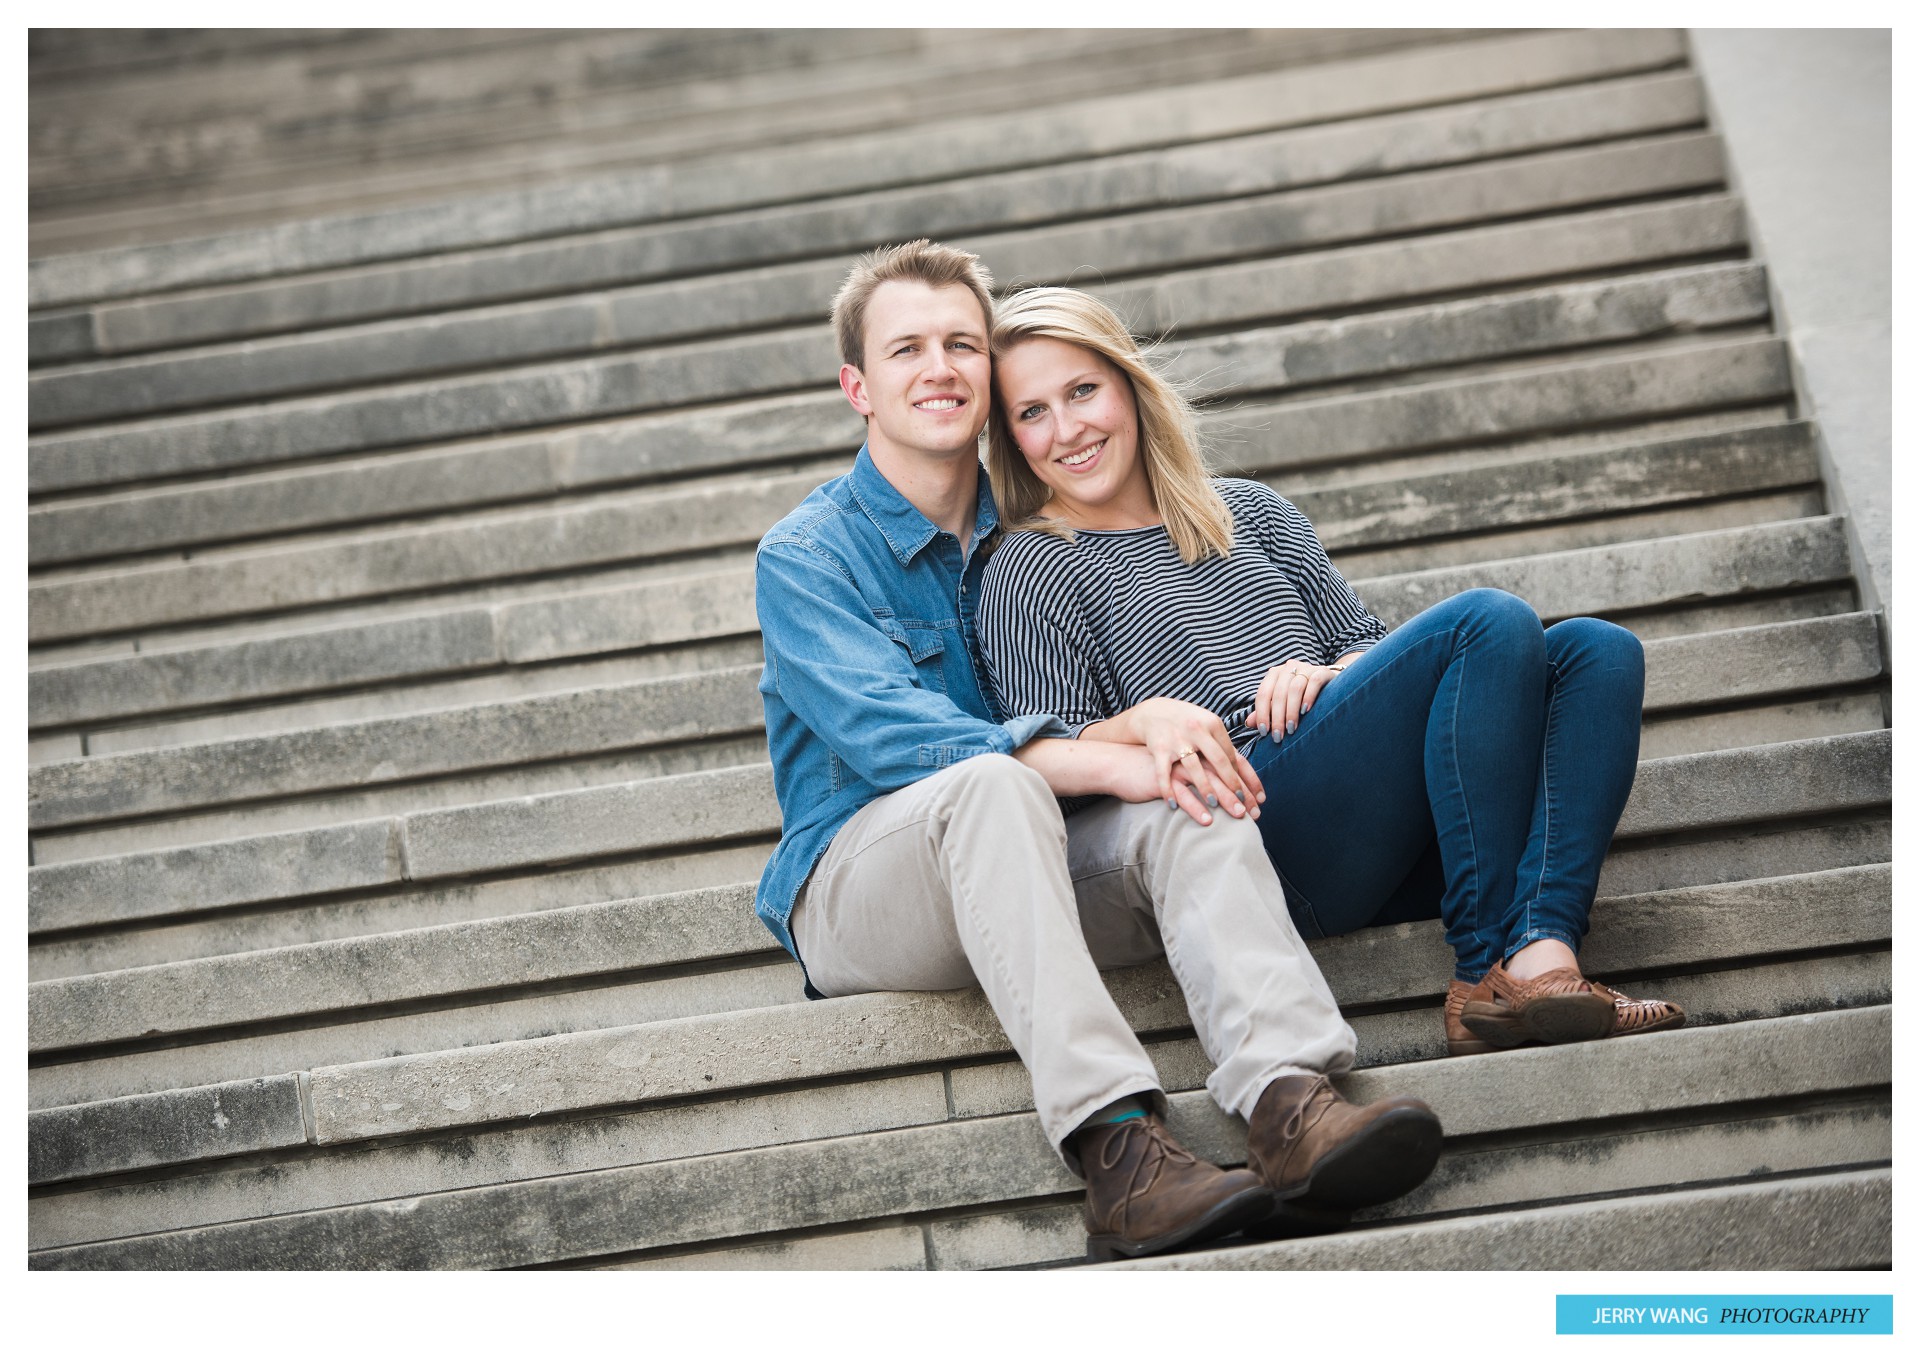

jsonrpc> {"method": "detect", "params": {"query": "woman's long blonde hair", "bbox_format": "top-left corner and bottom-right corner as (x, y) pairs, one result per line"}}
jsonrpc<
(986, 287), (1233, 564)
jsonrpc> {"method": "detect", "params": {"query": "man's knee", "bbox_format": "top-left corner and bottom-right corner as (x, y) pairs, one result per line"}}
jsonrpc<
(928, 752), (1061, 832)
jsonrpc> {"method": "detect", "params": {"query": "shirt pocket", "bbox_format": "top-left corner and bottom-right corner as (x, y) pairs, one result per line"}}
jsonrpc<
(873, 608), (948, 693)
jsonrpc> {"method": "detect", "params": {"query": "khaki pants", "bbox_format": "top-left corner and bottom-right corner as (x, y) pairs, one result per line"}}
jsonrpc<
(791, 755), (1356, 1163)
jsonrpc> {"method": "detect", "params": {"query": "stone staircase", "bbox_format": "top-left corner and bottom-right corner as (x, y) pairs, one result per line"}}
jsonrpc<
(27, 28), (1891, 1270)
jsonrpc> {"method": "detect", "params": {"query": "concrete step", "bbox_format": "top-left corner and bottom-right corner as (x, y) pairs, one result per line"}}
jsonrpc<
(1128, 1168), (1890, 1271)
(27, 282), (1781, 642)
(26, 194), (1752, 566)
(27, 129), (1734, 428)
(35, 31), (1457, 249)
(29, 28), (1688, 308)
(32, 31), (1183, 198)
(34, 72), (1712, 366)
(26, 413), (1818, 703)
(26, 724), (1890, 968)
(27, 509), (1848, 731)
(24, 774), (1892, 1114)
(35, 801), (1886, 988)
(27, 1007), (1891, 1268)
(27, 847), (1890, 1067)
(26, 135), (1732, 469)
(28, 608), (1879, 837)
(30, 944), (1889, 1243)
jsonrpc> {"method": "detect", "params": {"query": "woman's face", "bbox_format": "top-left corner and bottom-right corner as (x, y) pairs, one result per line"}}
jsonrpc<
(996, 337), (1155, 530)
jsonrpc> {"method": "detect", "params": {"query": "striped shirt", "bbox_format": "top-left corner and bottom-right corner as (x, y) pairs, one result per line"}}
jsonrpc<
(976, 478), (1388, 752)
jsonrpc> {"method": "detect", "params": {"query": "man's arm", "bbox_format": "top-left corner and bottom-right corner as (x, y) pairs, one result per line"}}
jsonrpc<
(756, 538), (1063, 790)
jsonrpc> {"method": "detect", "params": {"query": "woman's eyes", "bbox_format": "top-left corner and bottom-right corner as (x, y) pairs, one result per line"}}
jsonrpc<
(1016, 384), (1097, 421)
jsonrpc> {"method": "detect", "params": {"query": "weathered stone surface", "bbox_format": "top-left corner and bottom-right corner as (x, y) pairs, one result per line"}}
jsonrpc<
(28, 395), (855, 566)
(1227, 337), (1794, 474)
(28, 132), (1732, 431)
(30, 665), (767, 829)
(33, 732), (769, 867)
(28, 819), (400, 935)
(923, 1098), (1892, 1270)
(30, 28), (1686, 307)
(33, 609), (1871, 833)
(1300, 421), (1814, 554)
(70, 72), (1706, 355)
(1127, 1169), (1890, 1270)
(1641, 611), (1882, 711)
(1358, 514), (1851, 627)
(30, 846), (770, 983)
(291, 869), (1884, 1145)
(1618, 728), (1889, 837)
(31, 1072), (950, 1253)
(1112, 193), (1744, 337)
(491, 567), (758, 665)
(29, 474), (813, 643)
(29, 193), (1743, 569)
(28, 310), (94, 363)
(29, 957), (804, 1112)
(28, 1075), (307, 1185)
(29, 608), (500, 729)
(29, 1009), (1883, 1270)
(29, 267), (1769, 643)
(400, 762), (777, 880)
(30, 883), (776, 1051)
(947, 949), (1890, 1119)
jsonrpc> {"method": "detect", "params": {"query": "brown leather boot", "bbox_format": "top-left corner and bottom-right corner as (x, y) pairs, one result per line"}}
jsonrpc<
(1076, 1114), (1275, 1262)
(1459, 963), (1614, 1048)
(1245, 1074), (1442, 1212)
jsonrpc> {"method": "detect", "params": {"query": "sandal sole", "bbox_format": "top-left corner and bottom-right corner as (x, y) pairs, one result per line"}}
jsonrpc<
(1461, 992), (1614, 1047)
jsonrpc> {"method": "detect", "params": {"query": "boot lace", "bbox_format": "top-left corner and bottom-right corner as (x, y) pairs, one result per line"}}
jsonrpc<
(1097, 1118), (1199, 1209)
(1273, 1074), (1334, 1145)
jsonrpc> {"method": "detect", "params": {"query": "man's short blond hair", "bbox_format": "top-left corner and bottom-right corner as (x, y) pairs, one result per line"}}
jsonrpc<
(831, 239), (995, 370)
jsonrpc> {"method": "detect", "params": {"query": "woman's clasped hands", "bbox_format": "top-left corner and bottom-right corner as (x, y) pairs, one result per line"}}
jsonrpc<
(1104, 697), (1264, 827)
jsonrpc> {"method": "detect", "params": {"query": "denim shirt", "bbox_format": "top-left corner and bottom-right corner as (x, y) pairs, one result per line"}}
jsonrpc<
(754, 445), (1068, 984)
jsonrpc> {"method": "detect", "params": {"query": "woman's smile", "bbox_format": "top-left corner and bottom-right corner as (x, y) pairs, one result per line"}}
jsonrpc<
(996, 336), (1158, 530)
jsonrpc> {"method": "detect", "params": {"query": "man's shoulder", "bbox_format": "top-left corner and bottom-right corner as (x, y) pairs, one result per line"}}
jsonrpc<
(757, 470), (862, 560)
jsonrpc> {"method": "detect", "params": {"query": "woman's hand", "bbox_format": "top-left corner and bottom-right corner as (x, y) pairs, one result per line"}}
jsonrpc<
(1103, 744), (1251, 827)
(1091, 696), (1264, 822)
(1249, 659), (1346, 743)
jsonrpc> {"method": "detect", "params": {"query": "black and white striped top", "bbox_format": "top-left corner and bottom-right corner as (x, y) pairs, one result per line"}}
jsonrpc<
(976, 478), (1388, 751)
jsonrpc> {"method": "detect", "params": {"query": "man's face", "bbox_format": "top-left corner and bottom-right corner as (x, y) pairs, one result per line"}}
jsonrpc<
(840, 280), (992, 464)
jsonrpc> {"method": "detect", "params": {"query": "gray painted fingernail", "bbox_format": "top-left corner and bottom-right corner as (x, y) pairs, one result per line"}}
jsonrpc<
(1286, 719), (1297, 734)
(1206, 794), (1219, 808)
(1236, 791), (1246, 802)
(1167, 798), (1178, 810)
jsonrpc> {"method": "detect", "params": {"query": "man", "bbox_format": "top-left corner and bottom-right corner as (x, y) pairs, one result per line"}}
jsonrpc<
(753, 239), (1440, 1261)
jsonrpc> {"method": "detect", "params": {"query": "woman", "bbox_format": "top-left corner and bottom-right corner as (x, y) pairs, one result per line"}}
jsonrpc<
(974, 286), (1683, 1054)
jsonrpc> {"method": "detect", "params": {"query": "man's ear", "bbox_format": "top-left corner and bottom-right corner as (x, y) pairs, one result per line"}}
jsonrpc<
(839, 364), (872, 418)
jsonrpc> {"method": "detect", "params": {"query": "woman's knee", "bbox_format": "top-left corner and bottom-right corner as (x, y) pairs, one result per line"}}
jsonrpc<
(1439, 587), (1545, 657)
(1548, 617), (1645, 686)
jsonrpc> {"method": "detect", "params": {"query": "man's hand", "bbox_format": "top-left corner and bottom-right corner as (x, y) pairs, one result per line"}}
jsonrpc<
(1079, 697), (1263, 822)
(1014, 738), (1239, 827)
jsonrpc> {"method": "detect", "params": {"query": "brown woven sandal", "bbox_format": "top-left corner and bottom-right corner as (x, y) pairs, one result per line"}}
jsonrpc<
(1444, 979), (1507, 1056)
(1459, 963), (1614, 1048)
(1590, 980), (1687, 1038)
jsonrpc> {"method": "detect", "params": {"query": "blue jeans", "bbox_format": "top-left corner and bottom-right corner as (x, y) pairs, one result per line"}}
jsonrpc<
(1245, 589), (1644, 981)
